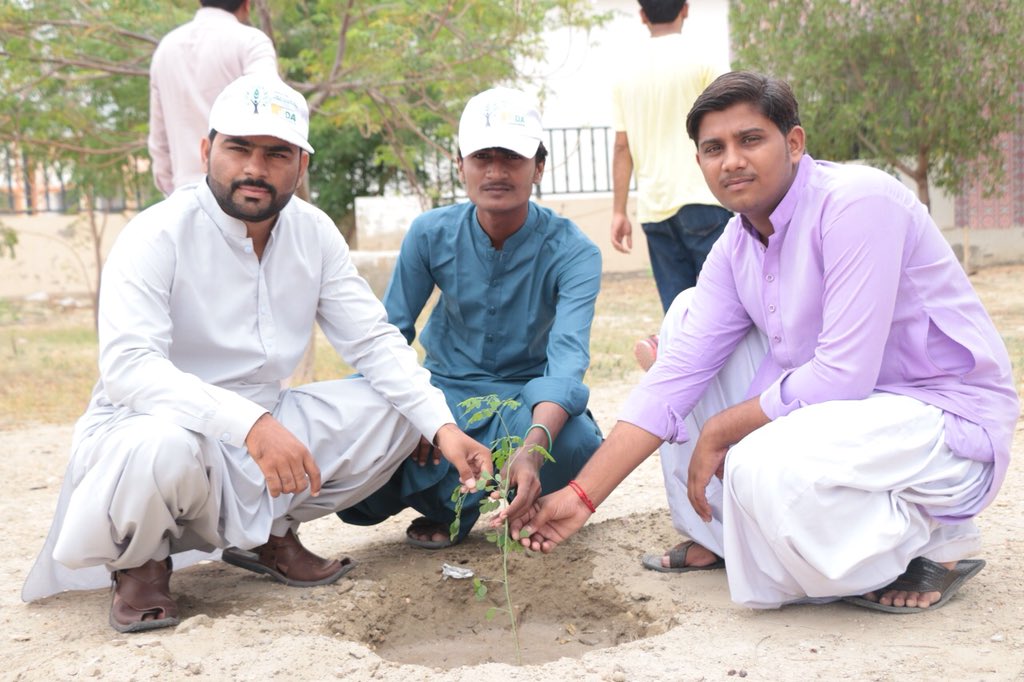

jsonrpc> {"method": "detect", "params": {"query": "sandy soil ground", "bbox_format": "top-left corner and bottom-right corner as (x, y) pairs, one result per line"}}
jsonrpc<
(2, 267), (1023, 681)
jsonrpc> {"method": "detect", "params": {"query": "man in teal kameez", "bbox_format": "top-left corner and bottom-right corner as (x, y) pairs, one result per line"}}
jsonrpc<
(338, 87), (603, 547)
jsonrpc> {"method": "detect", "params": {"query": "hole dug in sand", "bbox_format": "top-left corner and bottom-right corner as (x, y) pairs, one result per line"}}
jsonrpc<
(322, 539), (664, 668)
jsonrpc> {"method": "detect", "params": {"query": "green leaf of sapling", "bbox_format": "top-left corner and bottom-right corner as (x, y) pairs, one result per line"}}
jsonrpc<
(458, 397), (483, 413)
(529, 444), (555, 463)
(467, 409), (494, 425)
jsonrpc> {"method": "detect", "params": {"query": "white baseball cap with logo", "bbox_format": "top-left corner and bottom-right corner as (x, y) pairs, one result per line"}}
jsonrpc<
(458, 87), (543, 159)
(208, 74), (315, 154)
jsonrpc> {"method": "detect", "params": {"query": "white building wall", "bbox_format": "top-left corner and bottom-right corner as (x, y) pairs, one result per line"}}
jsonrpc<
(528, 0), (732, 128)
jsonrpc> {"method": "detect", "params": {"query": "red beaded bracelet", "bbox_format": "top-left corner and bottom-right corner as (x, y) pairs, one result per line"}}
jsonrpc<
(567, 479), (596, 513)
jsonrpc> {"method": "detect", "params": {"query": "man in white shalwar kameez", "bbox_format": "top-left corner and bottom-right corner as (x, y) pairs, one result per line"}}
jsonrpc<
(21, 74), (491, 633)
(505, 72), (1019, 614)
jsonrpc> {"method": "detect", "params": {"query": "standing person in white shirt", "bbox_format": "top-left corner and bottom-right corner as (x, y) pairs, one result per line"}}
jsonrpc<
(148, 0), (278, 195)
(22, 74), (492, 634)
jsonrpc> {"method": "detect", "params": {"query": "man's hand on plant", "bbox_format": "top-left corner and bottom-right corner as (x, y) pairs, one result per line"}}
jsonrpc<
(434, 423), (492, 493)
(507, 487), (591, 553)
(245, 412), (321, 498)
(489, 447), (543, 524)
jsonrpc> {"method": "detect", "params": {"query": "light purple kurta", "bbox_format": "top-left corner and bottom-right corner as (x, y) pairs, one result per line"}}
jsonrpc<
(620, 155), (1019, 521)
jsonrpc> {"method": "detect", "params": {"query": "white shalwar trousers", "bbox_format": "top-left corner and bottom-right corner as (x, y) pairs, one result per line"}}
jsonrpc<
(23, 378), (421, 601)
(657, 290), (991, 609)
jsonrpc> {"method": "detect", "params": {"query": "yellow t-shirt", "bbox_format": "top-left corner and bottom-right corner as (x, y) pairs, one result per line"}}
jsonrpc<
(611, 34), (726, 223)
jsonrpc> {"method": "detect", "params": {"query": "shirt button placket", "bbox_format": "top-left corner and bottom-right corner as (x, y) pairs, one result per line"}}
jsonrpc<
(484, 255), (502, 363)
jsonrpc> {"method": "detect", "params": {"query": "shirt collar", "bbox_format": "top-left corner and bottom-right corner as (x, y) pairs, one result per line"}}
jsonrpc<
(762, 153), (814, 241)
(194, 7), (241, 24)
(196, 178), (250, 240)
(469, 201), (539, 253)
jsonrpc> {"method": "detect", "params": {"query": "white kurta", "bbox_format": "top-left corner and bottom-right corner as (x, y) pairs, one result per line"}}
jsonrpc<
(657, 290), (989, 609)
(22, 182), (454, 601)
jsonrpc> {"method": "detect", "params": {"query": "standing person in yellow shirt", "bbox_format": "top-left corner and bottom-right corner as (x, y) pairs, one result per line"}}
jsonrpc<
(609, 0), (731, 368)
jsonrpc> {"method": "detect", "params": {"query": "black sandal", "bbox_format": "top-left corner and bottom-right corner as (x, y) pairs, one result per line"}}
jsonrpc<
(844, 557), (985, 613)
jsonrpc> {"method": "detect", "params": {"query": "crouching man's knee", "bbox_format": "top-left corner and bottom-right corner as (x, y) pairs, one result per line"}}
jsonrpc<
(54, 419), (210, 568)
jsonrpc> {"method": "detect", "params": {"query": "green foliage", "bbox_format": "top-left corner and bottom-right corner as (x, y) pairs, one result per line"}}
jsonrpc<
(730, 0), (1024, 206)
(0, 0), (179, 210)
(306, 124), (394, 240)
(0, 0), (607, 229)
(450, 393), (556, 665)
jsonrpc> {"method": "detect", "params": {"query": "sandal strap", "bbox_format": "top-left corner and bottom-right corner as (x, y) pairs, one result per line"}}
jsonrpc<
(885, 557), (958, 594)
(112, 558), (177, 615)
(256, 529), (343, 581)
(665, 541), (696, 569)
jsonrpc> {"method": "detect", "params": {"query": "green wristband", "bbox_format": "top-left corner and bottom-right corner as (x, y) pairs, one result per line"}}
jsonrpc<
(527, 423), (553, 452)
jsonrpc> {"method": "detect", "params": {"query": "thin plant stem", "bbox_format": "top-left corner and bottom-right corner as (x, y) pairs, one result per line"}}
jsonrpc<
(452, 395), (553, 666)
(502, 516), (522, 665)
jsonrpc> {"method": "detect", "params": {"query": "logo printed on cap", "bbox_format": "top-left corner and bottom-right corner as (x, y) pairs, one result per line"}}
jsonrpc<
(247, 86), (269, 114)
(271, 101), (298, 125)
(483, 102), (527, 129)
(242, 85), (300, 128)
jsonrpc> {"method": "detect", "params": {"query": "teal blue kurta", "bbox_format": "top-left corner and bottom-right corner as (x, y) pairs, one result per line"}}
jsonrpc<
(340, 200), (603, 537)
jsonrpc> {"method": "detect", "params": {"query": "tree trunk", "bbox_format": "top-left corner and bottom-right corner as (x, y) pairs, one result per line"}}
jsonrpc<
(912, 148), (931, 212)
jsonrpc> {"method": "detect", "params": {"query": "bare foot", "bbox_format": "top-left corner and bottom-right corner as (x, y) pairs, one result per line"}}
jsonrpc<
(634, 335), (658, 372)
(860, 560), (957, 609)
(408, 526), (448, 544)
(405, 517), (455, 548)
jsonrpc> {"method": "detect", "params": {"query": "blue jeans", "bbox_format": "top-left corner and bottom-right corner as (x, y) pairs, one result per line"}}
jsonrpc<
(642, 204), (732, 312)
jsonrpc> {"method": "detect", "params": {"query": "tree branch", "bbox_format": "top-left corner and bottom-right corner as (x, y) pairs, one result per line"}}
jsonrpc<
(0, 50), (149, 77)
(0, 19), (160, 45)
(309, 0), (357, 111)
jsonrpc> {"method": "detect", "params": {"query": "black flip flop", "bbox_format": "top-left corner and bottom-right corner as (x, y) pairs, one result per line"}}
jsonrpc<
(843, 557), (985, 614)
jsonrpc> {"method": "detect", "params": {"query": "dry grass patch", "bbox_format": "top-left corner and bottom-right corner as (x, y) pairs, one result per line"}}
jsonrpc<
(2, 266), (1020, 430)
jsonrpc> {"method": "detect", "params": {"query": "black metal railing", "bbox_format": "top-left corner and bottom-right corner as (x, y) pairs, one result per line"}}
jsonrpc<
(434, 125), (627, 202)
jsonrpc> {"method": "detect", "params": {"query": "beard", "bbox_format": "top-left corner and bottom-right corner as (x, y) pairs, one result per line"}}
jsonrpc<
(206, 175), (294, 224)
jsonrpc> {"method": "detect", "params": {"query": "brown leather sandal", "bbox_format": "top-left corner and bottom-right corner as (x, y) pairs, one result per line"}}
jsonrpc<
(221, 528), (355, 586)
(109, 557), (180, 633)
